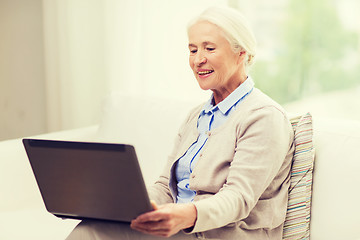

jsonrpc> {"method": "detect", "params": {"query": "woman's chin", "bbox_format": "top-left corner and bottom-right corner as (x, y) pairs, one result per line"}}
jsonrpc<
(196, 79), (212, 91)
(197, 83), (211, 91)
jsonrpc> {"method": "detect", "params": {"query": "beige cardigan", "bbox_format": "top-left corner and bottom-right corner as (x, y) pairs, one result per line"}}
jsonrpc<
(148, 88), (295, 240)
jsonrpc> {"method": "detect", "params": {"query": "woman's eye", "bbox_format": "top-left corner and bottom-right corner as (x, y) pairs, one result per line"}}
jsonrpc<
(190, 49), (197, 54)
(206, 47), (215, 51)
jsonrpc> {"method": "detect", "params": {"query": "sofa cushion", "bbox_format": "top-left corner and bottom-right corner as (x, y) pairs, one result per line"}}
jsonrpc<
(283, 113), (314, 239)
(96, 93), (200, 184)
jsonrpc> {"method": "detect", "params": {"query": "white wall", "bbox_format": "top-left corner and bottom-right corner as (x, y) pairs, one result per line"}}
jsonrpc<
(0, 0), (46, 141)
(103, 0), (212, 100)
(42, 0), (107, 132)
(0, 0), (229, 141)
(42, 0), (227, 134)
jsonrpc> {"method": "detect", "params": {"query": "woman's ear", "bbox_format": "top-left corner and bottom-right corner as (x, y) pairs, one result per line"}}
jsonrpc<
(237, 51), (247, 64)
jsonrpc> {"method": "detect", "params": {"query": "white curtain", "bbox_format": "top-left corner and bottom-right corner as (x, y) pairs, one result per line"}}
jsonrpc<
(42, 0), (228, 132)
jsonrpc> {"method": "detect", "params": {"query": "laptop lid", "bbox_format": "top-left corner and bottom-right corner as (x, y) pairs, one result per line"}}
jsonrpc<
(23, 138), (153, 223)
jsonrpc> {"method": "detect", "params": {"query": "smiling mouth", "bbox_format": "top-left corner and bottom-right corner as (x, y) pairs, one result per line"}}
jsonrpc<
(197, 70), (214, 75)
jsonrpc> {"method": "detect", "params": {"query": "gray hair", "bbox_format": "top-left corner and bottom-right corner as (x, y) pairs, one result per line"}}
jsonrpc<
(187, 6), (257, 72)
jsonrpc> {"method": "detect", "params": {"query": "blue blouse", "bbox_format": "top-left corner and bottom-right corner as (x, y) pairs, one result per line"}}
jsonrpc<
(175, 77), (255, 203)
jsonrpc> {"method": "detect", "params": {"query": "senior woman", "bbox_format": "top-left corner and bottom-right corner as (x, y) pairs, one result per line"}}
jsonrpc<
(66, 6), (294, 240)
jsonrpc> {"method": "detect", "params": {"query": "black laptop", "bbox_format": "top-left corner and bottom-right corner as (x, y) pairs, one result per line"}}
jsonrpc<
(23, 138), (153, 223)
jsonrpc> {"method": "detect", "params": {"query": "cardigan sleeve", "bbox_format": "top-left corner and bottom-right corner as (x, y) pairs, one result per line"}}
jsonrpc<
(188, 106), (294, 233)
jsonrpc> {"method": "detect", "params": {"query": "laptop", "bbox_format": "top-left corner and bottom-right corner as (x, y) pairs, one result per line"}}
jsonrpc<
(22, 138), (153, 223)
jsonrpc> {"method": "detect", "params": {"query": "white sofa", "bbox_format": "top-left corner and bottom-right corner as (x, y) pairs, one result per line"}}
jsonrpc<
(1, 93), (360, 240)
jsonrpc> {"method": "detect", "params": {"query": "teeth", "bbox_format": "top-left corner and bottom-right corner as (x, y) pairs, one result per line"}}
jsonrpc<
(198, 70), (213, 75)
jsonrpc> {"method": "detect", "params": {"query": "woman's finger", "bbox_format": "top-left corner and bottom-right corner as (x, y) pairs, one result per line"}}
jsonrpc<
(150, 200), (158, 210)
(131, 220), (174, 237)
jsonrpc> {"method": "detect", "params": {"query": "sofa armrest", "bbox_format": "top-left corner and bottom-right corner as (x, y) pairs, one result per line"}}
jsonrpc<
(0, 125), (99, 212)
(310, 118), (360, 240)
(30, 125), (100, 141)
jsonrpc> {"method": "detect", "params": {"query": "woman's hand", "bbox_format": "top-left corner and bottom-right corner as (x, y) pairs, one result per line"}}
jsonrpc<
(130, 201), (197, 238)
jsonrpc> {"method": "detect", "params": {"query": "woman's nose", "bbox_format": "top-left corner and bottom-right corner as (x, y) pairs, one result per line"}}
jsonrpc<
(194, 52), (207, 66)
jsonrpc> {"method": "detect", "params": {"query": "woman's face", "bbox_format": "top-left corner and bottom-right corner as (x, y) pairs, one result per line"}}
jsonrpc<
(188, 21), (246, 103)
